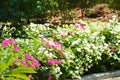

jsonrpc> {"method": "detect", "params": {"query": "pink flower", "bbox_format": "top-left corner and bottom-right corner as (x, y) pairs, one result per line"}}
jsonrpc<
(26, 54), (32, 60)
(68, 32), (72, 35)
(12, 60), (18, 65)
(25, 54), (41, 68)
(31, 59), (41, 68)
(14, 45), (20, 51)
(48, 74), (52, 80)
(53, 41), (62, 49)
(61, 35), (65, 38)
(40, 35), (45, 41)
(75, 24), (85, 30)
(2, 39), (10, 47)
(2, 38), (16, 47)
(28, 74), (33, 79)
(75, 24), (79, 28)
(47, 38), (50, 41)
(9, 38), (16, 45)
(56, 59), (61, 65)
(45, 42), (51, 47)
(20, 59), (27, 65)
(47, 60), (54, 65)
(80, 24), (85, 30)
(25, 63), (31, 67)
(53, 41), (61, 45)
(108, 45), (115, 53)
(20, 59), (30, 67)
(59, 50), (65, 55)
(47, 59), (61, 65)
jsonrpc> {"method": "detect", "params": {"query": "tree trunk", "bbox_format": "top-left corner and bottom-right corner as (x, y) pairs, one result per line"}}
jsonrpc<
(81, 8), (84, 20)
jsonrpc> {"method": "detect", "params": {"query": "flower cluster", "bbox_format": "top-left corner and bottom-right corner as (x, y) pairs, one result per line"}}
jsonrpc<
(40, 35), (65, 55)
(75, 24), (85, 30)
(20, 54), (41, 68)
(108, 45), (115, 53)
(2, 38), (16, 46)
(1, 20), (120, 80)
(67, 31), (72, 35)
(48, 74), (52, 80)
(47, 59), (61, 65)
(2, 38), (19, 51)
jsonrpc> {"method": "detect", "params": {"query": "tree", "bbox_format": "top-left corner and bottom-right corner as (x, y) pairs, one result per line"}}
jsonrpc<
(0, 0), (58, 25)
(108, 0), (120, 10)
(78, 0), (101, 19)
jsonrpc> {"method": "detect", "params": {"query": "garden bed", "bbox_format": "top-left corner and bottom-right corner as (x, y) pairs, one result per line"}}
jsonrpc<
(0, 19), (120, 80)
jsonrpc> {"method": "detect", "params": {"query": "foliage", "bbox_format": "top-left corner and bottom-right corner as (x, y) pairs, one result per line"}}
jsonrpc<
(0, 0), (112, 24)
(108, 0), (120, 10)
(0, 0), (58, 24)
(1, 19), (120, 80)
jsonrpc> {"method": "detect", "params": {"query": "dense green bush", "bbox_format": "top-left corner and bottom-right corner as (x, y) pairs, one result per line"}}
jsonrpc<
(1, 19), (120, 80)
(0, 0), (58, 24)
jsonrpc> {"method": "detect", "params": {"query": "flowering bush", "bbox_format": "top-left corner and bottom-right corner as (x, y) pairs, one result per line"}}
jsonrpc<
(0, 38), (38, 80)
(1, 19), (120, 80)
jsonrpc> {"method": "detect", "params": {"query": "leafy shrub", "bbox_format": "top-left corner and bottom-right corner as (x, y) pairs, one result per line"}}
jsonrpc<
(1, 19), (120, 80)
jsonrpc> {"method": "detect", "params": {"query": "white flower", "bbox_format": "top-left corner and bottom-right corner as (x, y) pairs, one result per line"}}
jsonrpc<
(71, 41), (78, 46)
(77, 48), (81, 52)
(101, 36), (105, 40)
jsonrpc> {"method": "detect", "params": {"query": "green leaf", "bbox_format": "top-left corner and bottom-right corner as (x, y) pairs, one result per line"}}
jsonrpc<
(0, 54), (4, 58)
(0, 62), (7, 72)
(4, 74), (30, 80)
(6, 77), (20, 80)
(0, 54), (14, 72)
(6, 55), (14, 68)
(8, 67), (36, 74)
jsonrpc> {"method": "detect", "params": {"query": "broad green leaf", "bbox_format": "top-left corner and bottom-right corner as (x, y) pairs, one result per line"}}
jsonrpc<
(6, 55), (14, 68)
(4, 74), (30, 80)
(0, 55), (14, 72)
(8, 67), (36, 74)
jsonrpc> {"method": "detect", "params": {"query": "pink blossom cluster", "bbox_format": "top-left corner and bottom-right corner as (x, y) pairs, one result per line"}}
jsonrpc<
(40, 35), (65, 55)
(61, 35), (65, 38)
(67, 31), (72, 35)
(46, 40), (65, 55)
(47, 59), (61, 65)
(75, 24), (85, 30)
(2, 38), (16, 46)
(40, 35), (45, 41)
(48, 74), (52, 80)
(1, 38), (19, 51)
(108, 45), (115, 53)
(20, 54), (41, 68)
(53, 41), (62, 50)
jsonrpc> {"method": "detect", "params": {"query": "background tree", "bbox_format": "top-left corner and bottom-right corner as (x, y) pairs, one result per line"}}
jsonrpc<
(0, 0), (58, 25)
(108, 0), (120, 17)
(108, 0), (120, 10)
(78, 0), (99, 19)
